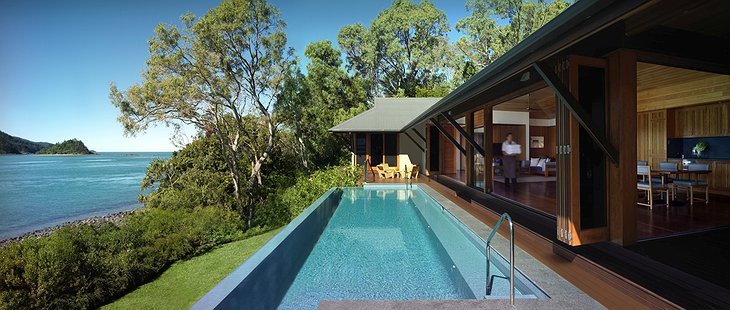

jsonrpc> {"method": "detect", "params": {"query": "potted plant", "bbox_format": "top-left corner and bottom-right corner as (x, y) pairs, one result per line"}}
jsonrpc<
(692, 141), (708, 158)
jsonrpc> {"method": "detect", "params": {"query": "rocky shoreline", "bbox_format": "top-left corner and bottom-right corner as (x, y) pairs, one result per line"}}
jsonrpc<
(0, 210), (136, 247)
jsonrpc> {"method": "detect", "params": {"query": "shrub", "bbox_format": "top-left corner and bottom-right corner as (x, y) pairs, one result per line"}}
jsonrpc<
(0, 208), (244, 309)
(276, 165), (360, 221)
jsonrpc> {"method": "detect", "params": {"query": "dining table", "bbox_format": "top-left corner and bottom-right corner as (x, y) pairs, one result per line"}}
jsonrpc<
(652, 169), (712, 206)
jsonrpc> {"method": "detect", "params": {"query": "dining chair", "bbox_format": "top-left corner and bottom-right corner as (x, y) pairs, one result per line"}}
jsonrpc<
(655, 162), (678, 199)
(637, 165), (670, 209)
(673, 163), (710, 205)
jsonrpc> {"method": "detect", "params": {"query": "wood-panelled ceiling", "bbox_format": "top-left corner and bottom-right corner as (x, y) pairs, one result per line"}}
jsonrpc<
(493, 87), (556, 119)
(637, 62), (730, 112)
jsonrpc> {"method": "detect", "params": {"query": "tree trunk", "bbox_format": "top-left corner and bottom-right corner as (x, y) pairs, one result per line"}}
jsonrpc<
(295, 120), (309, 171)
(246, 114), (276, 230)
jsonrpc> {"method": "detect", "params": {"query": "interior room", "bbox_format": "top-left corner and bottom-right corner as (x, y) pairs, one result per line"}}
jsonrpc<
(635, 62), (730, 239)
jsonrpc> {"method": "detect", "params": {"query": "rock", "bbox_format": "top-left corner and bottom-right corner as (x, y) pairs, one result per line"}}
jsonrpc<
(0, 210), (136, 247)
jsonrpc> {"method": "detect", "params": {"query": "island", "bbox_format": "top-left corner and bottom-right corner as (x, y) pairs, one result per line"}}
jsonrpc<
(37, 139), (94, 155)
(1, 130), (94, 155)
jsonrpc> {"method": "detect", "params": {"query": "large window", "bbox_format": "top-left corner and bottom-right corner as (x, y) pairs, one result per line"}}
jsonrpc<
(370, 134), (383, 165)
(384, 134), (398, 166)
(355, 133), (366, 165)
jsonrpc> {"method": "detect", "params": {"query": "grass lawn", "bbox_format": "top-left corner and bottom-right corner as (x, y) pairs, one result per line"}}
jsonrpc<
(102, 227), (283, 310)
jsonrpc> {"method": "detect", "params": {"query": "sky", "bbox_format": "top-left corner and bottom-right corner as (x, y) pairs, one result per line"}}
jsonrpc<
(0, 0), (469, 152)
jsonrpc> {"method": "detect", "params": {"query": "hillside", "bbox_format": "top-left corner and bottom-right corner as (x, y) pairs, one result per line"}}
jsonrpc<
(0, 130), (51, 154)
(37, 139), (94, 155)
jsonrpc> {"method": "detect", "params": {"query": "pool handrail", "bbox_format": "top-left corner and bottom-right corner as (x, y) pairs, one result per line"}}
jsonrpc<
(485, 212), (515, 305)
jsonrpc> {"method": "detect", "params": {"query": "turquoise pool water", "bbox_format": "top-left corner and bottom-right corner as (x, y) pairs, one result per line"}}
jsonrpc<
(277, 187), (522, 309)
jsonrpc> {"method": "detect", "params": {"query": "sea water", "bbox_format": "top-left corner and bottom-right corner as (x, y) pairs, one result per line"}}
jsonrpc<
(0, 152), (170, 240)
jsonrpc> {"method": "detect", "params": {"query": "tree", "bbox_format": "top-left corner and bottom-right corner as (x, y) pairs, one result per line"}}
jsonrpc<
(455, 0), (571, 73)
(338, 0), (452, 97)
(109, 0), (290, 229)
(277, 40), (369, 168)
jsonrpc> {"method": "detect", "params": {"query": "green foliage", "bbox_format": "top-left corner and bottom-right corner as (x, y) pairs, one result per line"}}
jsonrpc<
(276, 165), (360, 221)
(277, 40), (370, 168)
(339, 0), (452, 97)
(140, 136), (235, 210)
(101, 228), (282, 310)
(36, 139), (93, 155)
(0, 208), (244, 310)
(110, 0), (292, 227)
(0, 130), (51, 154)
(455, 0), (572, 72)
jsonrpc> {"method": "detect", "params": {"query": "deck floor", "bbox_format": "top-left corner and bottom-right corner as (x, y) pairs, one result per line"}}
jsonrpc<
(368, 172), (730, 240)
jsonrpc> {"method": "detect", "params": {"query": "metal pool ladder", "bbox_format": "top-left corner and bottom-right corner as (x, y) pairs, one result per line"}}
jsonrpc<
(485, 212), (515, 305)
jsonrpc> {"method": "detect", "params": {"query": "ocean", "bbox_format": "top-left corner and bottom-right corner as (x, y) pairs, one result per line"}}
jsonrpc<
(0, 152), (171, 240)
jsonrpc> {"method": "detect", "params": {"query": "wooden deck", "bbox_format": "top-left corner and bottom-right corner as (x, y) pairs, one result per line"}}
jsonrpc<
(429, 172), (730, 240)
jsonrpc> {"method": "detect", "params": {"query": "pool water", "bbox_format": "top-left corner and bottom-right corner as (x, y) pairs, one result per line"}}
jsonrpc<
(278, 187), (517, 309)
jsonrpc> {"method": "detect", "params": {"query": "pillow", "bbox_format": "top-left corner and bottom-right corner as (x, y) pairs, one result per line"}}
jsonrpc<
(537, 158), (547, 168)
(530, 157), (539, 166)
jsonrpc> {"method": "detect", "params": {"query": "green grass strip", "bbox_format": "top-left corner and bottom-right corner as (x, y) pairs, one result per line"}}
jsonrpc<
(102, 227), (282, 310)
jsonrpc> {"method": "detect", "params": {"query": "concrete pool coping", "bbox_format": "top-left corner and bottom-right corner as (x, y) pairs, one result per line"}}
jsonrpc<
(319, 184), (604, 309)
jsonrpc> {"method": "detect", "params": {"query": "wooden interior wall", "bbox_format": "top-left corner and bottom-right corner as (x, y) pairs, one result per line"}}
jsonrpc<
(493, 124), (526, 161)
(440, 125), (456, 174)
(669, 101), (730, 138)
(637, 101), (730, 195)
(637, 63), (730, 112)
(529, 126), (557, 158)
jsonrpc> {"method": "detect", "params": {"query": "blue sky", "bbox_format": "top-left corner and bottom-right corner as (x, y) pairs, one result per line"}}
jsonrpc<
(0, 0), (469, 152)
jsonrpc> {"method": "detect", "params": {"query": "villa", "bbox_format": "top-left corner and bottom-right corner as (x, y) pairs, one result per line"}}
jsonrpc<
(196, 0), (730, 308)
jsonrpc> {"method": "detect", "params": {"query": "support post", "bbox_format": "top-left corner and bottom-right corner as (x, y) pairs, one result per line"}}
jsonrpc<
(607, 50), (638, 245)
(483, 107), (494, 193)
(466, 112), (475, 186)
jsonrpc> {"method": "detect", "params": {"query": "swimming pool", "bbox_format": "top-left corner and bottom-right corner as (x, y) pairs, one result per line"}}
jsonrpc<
(194, 185), (546, 309)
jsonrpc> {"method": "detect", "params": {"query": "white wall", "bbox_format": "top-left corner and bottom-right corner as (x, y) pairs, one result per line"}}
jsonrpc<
(493, 111), (531, 159)
(530, 118), (556, 127)
(399, 123), (427, 174)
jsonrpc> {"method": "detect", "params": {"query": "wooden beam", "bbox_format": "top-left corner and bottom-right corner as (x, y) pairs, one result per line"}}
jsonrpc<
(404, 132), (425, 152)
(533, 62), (619, 165)
(411, 128), (426, 143)
(441, 112), (486, 156)
(465, 112), (475, 186)
(430, 118), (467, 155)
(483, 107), (494, 193)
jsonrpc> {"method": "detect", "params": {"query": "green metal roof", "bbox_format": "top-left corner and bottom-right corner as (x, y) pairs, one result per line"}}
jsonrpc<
(329, 97), (441, 133)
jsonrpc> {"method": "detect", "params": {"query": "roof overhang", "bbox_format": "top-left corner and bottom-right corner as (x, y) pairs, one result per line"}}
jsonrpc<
(401, 0), (649, 130)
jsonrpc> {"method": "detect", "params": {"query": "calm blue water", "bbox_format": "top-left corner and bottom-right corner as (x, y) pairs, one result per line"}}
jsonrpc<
(0, 152), (170, 239)
(278, 188), (476, 309)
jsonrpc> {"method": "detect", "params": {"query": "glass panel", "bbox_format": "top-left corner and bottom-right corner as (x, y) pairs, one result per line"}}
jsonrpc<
(384, 133), (398, 166)
(355, 133), (367, 165)
(429, 126), (440, 171)
(578, 65), (607, 229)
(370, 134), (383, 166)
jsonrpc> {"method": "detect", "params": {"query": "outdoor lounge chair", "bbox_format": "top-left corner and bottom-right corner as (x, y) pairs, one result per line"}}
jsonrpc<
(376, 164), (395, 179)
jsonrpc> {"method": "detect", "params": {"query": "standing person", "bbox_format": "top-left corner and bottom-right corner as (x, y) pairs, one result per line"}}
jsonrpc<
(502, 133), (521, 191)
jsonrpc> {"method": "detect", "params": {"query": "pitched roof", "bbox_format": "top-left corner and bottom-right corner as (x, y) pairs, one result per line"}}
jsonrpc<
(329, 97), (440, 133)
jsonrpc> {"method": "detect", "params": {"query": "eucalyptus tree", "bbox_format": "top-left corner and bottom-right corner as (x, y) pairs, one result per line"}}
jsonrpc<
(277, 40), (368, 168)
(109, 0), (290, 229)
(338, 0), (452, 97)
(456, 0), (571, 73)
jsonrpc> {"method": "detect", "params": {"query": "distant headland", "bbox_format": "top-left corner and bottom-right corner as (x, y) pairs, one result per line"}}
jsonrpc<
(0, 130), (94, 155)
